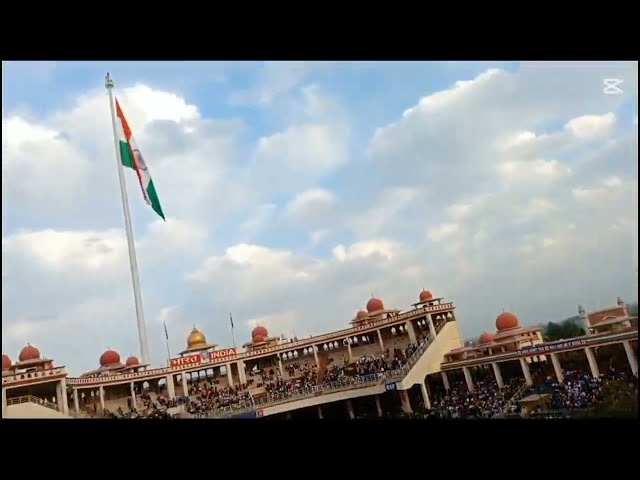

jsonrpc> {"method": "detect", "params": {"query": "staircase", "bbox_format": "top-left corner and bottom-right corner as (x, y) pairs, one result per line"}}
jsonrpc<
(502, 382), (528, 414)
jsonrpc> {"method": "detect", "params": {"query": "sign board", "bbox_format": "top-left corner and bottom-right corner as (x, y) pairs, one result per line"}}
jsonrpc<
(209, 347), (237, 361)
(170, 354), (203, 368)
(385, 382), (398, 392)
(169, 348), (238, 368)
(520, 338), (587, 356)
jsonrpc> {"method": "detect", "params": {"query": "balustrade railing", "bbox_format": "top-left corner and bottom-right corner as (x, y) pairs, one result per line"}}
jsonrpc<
(7, 395), (60, 412)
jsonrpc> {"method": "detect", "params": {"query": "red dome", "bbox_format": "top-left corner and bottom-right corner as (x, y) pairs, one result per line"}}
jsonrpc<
(125, 356), (139, 367)
(2, 354), (11, 370)
(478, 332), (495, 345)
(252, 326), (268, 339)
(419, 290), (433, 302)
(366, 297), (384, 313)
(252, 335), (266, 343)
(99, 349), (121, 367)
(19, 344), (41, 362)
(496, 312), (519, 331)
(356, 310), (368, 320)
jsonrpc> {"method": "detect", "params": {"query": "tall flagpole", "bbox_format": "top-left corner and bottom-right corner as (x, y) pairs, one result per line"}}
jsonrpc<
(105, 72), (151, 365)
(230, 313), (236, 350)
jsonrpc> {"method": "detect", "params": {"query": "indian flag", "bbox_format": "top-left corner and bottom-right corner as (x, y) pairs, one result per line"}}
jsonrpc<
(115, 98), (165, 220)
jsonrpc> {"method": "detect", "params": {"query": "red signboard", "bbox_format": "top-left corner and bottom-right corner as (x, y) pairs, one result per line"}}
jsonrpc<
(209, 348), (237, 361)
(170, 355), (203, 368)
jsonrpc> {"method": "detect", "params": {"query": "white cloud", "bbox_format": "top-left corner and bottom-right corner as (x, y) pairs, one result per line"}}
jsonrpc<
(565, 113), (616, 139)
(285, 188), (336, 224)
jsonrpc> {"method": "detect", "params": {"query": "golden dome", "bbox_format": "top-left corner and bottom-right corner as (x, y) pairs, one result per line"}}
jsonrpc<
(187, 326), (207, 348)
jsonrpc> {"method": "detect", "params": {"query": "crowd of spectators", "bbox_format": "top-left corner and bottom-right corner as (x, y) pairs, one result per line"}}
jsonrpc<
(425, 364), (638, 419)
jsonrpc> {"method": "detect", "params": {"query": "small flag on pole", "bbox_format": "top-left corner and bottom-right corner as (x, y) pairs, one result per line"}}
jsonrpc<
(164, 322), (169, 340)
(230, 313), (234, 329)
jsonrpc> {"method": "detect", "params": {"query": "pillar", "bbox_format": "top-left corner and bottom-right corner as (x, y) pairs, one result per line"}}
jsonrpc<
(98, 386), (105, 411)
(181, 374), (189, 397)
(420, 382), (431, 410)
(519, 358), (533, 386)
(584, 347), (600, 378)
(73, 389), (80, 414)
(622, 340), (638, 376)
(238, 361), (247, 384)
(312, 347), (319, 368)
(59, 379), (69, 416)
(346, 341), (353, 362)
(400, 390), (412, 413)
(130, 382), (138, 409)
(226, 363), (234, 387)
(550, 353), (564, 384)
(405, 321), (417, 344)
(441, 371), (450, 390)
(375, 395), (383, 417)
(463, 366), (474, 392)
(346, 399), (355, 419)
(491, 362), (504, 389)
(377, 329), (385, 353)
(317, 405), (324, 419)
(278, 355), (284, 376)
(166, 374), (176, 399)
(427, 314), (437, 338)
(2, 387), (7, 418)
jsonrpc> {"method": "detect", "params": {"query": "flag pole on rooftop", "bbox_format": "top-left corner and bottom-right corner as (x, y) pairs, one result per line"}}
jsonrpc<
(105, 72), (152, 364)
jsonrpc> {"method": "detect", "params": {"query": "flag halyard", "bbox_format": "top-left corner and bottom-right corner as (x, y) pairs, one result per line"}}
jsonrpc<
(115, 98), (166, 220)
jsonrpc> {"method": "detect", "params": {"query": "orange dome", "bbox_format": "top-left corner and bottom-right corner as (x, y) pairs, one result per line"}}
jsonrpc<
(2, 354), (11, 370)
(366, 297), (384, 313)
(19, 344), (40, 362)
(252, 326), (268, 339)
(125, 356), (139, 367)
(356, 310), (368, 320)
(419, 290), (433, 302)
(99, 349), (121, 367)
(252, 334), (266, 343)
(496, 312), (519, 331)
(478, 332), (495, 344)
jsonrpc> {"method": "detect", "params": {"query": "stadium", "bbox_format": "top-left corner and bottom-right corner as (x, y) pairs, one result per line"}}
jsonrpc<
(2, 290), (637, 419)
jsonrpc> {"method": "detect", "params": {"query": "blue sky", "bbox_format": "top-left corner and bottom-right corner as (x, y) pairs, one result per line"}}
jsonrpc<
(2, 61), (637, 374)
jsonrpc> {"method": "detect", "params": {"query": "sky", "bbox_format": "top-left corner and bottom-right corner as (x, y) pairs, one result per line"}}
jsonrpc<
(2, 60), (638, 376)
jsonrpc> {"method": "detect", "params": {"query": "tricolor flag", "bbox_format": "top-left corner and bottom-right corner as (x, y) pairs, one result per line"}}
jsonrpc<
(115, 98), (166, 220)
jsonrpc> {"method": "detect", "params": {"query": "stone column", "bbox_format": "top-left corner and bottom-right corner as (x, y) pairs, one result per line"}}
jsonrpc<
(420, 382), (431, 410)
(99, 386), (105, 411)
(181, 374), (189, 396)
(400, 390), (412, 413)
(346, 341), (353, 362)
(377, 329), (385, 353)
(622, 340), (638, 376)
(405, 321), (417, 344)
(166, 374), (176, 399)
(463, 366), (474, 392)
(584, 347), (600, 378)
(2, 387), (8, 418)
(427, 314), (437, 338)
(238, 361), (248, 384)
(491, 362), (504, 388)
(441, 371), (450, 390)
(130, 382), (138, 409)
(346, 399), (355, 419)
(312, 347), (319, 368)
(375, 395), (383, 417)
(519, 358), (533, 386)
(226, 363), (234, 387)
(73, 389), (80, 414)
(551, 353), (564, 384)
(317, 406), (324, 419)
(278, 355), (284, 376)
(59, 379), (69, 416)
